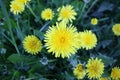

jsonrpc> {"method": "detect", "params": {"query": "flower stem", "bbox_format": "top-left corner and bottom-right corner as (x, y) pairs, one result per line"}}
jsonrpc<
(26, 4), (43, 25)
(39, 21), (50, 32)
(11, 70), (18, 80)
(85, 0), (99, 16)
(16, 17), (24, 40)
(78, 2), (87, 20)
(26, 4), (37, 18)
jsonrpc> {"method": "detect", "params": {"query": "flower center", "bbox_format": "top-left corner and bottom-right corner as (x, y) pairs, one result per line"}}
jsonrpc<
(60, 37), (65, 43)
(30, 40), (38, 48)
(62, 10), (70, 18)
(85, 36), (91, 44)
(91, 64), (99, 73)
(47, 13), (51, 18)
(13, 4), (20, 10)
(77, 65), (83, 72)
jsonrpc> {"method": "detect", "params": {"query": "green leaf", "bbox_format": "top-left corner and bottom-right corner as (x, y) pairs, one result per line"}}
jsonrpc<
(97, 1), (114, 12)
(98, 53), (116, 67)
(101, 40), (112, 48)
(7, 54), (34, 64)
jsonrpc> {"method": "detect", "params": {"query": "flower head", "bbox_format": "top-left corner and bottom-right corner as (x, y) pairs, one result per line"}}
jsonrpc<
(81, 30), (97, 50)
(112, 24), (120, 36)
(86, 58), (104, 79)
(91, 18), (98, 25)
(15, 0), (31, 5)
(74, 64), (86, 79)
(41, 8), (54, 21)
(10, 0), (25, 15)
(111, 67), (120, 80)
(23, 35), (42, 55)
(44, 22), (79, 58)
(57, 5), (77, 23)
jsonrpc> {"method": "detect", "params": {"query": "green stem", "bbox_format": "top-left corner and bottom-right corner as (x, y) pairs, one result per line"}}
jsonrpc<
(2, 32), (14, 45)
(99, 17), (109, 22)
(26, 4), (43, 25)
(11, 70), (18, 80)
(39, 21), (50, 32)
(16, 17), (24, 40)
(78, 2), (87, 20)
(85, 0), (99, 16)
(26, 4), (37, 18)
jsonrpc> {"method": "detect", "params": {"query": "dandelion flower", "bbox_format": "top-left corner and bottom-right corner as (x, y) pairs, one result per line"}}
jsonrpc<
(86, 58), (104, 79)
(41, 8), (54, 21)
(112, 24), (120, 36)
(111, 67), (120, 80)
(15, 0), (31, 5)
(58, 5), (77, 23)
(23, 35), (42, 55)
(91, 18), (98, 25)
(10, 0), (25, 15)
(74, 64), (86, 79)
(44, 22), (79, 58)
(81, 30), (97, 50)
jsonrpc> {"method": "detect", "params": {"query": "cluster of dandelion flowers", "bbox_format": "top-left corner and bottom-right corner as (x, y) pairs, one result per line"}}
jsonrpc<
(15, 0), (31, 5)
(44, 22), (79, 58)
(57, 5), (77, 23)
(111, 67), (120, 80)
(86, 58), (104, 79)
(10, 0), (25, 15)
(23, 35), (42, 55)
(81, 30), (97, 50)
(112, 24), (120, 36)
(91, 18), (98, 25)
(41, 8), (54, 21)
(74, 64), (86, 79)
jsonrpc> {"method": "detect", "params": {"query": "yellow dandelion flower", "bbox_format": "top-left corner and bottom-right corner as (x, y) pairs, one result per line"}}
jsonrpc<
(86, 58), (104, 79)
(41, 8), (54, 21)
(44, 22), (79, 58)
(99, 77), (108, 80)
(15, 0), (31, 5)
(112, 24), (120, 36)
(81, 30), (97, 50)
(10, 0), (25, 15)
(23, 35), (42, 55)
(91, 18), (98, 25)
(111, 67), (120, 80)
(74, 64), (86, 79)
(58, 5), (77, 23)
